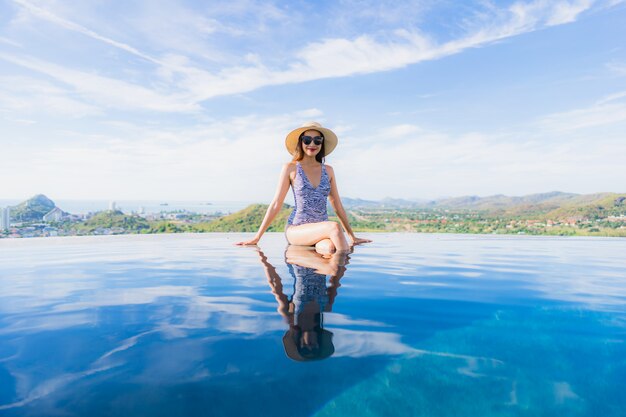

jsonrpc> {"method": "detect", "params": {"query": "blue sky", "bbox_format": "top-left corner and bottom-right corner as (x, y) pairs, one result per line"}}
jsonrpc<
(1, 0), (625, 202)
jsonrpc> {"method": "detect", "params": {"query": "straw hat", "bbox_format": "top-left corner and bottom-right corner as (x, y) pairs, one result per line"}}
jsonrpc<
(285, 121), (338, 156)
(282, 328), (335, 362)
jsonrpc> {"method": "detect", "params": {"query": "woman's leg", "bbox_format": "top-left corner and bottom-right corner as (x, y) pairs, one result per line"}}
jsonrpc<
(286, 221), (349, 252)
(315, 239), (335, 255)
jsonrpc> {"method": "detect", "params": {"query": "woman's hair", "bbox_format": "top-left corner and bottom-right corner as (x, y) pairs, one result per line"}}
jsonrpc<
(292, 130), (325, 163)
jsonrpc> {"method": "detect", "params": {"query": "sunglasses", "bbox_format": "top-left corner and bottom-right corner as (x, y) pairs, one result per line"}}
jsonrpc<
(301, 135), (324, 146)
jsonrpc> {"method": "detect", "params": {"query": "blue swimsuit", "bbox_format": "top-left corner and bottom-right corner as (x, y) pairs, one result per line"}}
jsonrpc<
(286, 161), (331, 228)
(287, 263), (329, 324)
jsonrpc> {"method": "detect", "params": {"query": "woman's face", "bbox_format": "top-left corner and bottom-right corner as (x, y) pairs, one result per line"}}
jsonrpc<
(301, 129), (323, 158)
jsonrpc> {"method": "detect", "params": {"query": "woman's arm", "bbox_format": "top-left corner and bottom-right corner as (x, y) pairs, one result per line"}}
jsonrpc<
(235, 163), (292, 245)
(326, 165), (372, 246)
(326, 165), (355, 240)
(325, 251), (350, 311)
(256, 249), (290, 319)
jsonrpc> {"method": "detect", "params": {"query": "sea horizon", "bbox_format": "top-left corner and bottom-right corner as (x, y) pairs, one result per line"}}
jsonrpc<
(2, 190), (625, 216)
(0, 199), (255, 215)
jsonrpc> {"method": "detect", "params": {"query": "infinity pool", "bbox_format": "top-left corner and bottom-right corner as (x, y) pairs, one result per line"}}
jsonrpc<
(0, 233), (625, 416)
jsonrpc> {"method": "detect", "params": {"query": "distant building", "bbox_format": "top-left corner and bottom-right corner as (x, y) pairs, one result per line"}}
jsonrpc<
(1, 207), (10, 230)
(43, 207), (64, 222)
(109, 201), (117, 211)
(43, 227), (58, 237)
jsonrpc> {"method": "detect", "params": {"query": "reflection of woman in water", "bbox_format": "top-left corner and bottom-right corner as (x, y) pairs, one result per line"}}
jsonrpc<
(236, 121), (371, 254)
(256, 246), (349, 361)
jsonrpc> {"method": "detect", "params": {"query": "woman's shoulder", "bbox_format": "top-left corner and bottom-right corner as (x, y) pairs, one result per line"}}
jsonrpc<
(323, 163), (335, 181)
(282, 161), (298, 175)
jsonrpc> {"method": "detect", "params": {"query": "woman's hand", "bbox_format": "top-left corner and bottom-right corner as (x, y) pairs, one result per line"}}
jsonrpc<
(235, 236), (260, 246)
(348, 236), (372, 246)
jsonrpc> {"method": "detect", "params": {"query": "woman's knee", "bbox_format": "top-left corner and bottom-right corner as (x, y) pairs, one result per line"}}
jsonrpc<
(329, 223), (346, 242)
(315, 238), (335, 254)
(325, 221), (342, 234)
(286, 221), (343, 246)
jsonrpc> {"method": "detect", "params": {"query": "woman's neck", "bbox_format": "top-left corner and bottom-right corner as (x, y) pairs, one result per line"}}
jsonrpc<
(300, 155), (320, 165)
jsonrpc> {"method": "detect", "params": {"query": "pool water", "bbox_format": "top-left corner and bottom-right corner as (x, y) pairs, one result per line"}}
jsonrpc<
(0, 233), (625, 416)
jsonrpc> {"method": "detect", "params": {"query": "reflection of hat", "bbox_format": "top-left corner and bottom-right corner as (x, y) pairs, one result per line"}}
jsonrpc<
(283, 328), (335, 362)
(285, 121), (338, 156)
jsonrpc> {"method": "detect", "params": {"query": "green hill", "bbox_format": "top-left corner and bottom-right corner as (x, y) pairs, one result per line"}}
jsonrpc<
(343, 192), (620, 216)
(543, 193), (626, 219)
(430, 191), (580, 211)
(10, 194), (60, 222)
(365, 192), (626, 219)
(76, 210), (151, 233)
(199, 204), (292, 232)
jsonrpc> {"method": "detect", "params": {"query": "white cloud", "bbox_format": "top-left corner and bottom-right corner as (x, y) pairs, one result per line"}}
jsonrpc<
(3, 0), (610, 110)
(596, 89), (626, 104)
(0, 109), (322, 200)
(10, 0), (162, 65)
(126, 1), (250, 64)
(331, 328), (505, 361)
(2, 1), (624, 200)
(331, 118), (626, 199)
(543, 103), (626, 130)
(0, 75), (102, 117)
(606, 61), (626, 76)
(540, 91), (626, 131)
(547, 0), (594, 25)
(0, 36), (22, 47)
(0, 53), (199, 112)
(3, 102), (625, 201)
(331, 328), (415, 357)
(262, 0), (599, 94)
(294, 108), (324, 119)
(378, 124), (422, 137)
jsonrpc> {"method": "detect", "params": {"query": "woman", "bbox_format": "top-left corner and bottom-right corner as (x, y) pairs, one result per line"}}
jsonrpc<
(256, 246), (348, 361)
(236, 121), (371, 253)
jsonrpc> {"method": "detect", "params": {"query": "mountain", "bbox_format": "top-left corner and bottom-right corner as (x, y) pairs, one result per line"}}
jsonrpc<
(338, 192), (626, 220)
(542, 193), (626, 219)
(341, 197), (382, 208)
(380, 197), (429, 208)
(424, 191), (573, 209)
(160, 193), (626, 229)
(78, 210), (150, 232)
(342, 192), (588, 211)
(201, 204), (292, 232)
(10, 194), (64, 222)
(342, 197), (424, 208)
(423, 192), (626, 218)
